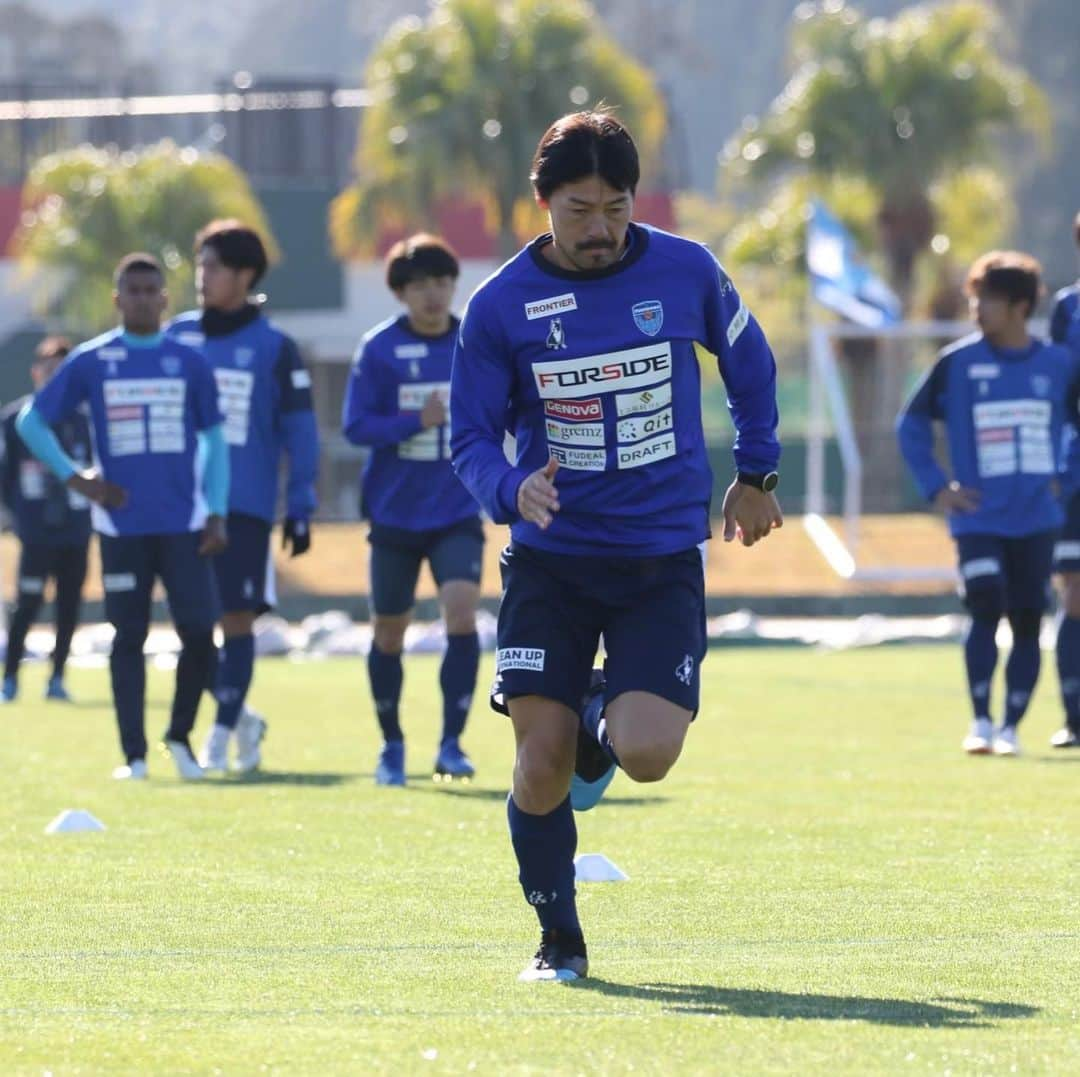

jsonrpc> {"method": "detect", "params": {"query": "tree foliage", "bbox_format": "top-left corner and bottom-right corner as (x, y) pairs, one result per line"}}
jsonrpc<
(722, 0), (1048, 303)
(16, 141), (277, 334)
(331, 0), (666, 259)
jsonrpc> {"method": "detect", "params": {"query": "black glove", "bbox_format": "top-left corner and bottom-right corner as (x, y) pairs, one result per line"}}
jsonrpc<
(282, 517), (311, 558)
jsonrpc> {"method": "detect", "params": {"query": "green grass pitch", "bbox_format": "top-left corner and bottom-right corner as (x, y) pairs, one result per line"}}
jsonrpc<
(3, 646), (1080, 1074)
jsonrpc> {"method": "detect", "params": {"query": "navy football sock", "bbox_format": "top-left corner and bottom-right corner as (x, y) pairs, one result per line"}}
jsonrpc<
(1004, 636), (1041, 727)
(214, 634), (255, 731)
(1056, 616), (1080, 730)
(368, 644), (404, 743)
(964, 617), (998, 719)
(507, 794), (582, 938)
(439, 631), (479, 745)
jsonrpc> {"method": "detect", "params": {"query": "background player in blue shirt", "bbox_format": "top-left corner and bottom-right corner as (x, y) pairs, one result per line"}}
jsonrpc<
(17, 253), (229, 780)
(451, 111), (783, 982)
(897, 251), (1080, 758)
(170, 221), (319, 774)
(342, 235), (483, 786)
(1, 337), (91, 703)
(1049, 209), (1080, 749)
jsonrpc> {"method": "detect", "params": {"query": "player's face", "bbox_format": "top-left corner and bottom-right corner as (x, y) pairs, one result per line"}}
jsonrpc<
(542, 175), (634, 272)
(970, 288), (1027, 341)
(114, 270), (167, 334)
(397, 274), (456, 335)
(197, 246), (252, 311)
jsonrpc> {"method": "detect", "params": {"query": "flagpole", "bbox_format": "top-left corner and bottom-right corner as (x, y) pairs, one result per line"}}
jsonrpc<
(805, 200), (826, 518)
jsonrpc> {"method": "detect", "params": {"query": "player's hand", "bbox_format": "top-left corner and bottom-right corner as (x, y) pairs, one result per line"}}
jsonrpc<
(282, 516), (311, 557)
(199, 514), (227, 556)
(420, 392), (447, 429)
(66, 470), (127, 510)
(517, 457), (561, 530)
(721, 480), (783, 547)
(933, 481), (980, 515)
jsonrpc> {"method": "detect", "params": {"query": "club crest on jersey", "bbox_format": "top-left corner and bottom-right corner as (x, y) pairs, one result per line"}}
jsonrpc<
(409, 359), (421, 379)
(160, 355), (181, 376)
(632, 300), (663, 337)
(234, 347), (255, 368)
(546, 317), (567, 350)
(1031, 374), (1051, 397)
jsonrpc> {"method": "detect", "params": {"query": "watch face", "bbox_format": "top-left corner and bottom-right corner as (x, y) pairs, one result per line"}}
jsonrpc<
(762, 472), (779, 493)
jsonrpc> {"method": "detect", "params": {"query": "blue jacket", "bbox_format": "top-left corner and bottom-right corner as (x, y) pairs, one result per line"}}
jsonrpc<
(342, 314), (479, 531)
(896, 332), (1080, 537)
(449, 223), (781, 557)
(1, 394), (91, 547)
(169, 306), (319, 523)
(24, 329), (223, 537)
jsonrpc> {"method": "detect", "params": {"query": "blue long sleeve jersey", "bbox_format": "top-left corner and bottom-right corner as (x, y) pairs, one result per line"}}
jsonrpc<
(168, 305), (319, 523)
(896, 332), (1080, 537)
(450, 223), (781, 556)
(1, 394), (91, 546)
(341, 314), (480, 530)
(22, 329), (224, 536)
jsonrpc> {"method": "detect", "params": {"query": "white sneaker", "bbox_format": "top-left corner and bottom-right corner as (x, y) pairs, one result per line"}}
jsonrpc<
(112, 759), (148, 780)
(1050, 726), (1080, 748)
(992, 725), (1021, 757)
(198, 723), (231, 773)
(163, 738), (204, 780)
(233, 707), (267, 773)
(962, 717), (993, 754)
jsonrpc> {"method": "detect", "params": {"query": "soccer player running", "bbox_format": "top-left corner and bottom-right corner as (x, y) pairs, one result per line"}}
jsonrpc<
(1, 337), (92, 703)
(897, 251), (1080, 758)
(342, 235), (483, 786)
(450, 111), (783, 982)
(169, 221), (319, 774)
(1049, 210), (1080, 748)
(16, 253), (228, 780)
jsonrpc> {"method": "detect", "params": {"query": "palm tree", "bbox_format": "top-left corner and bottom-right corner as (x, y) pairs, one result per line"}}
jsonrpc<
(330, 0), (666, 260)
(721, 0), (1047, 510)
(17, 141), (277, 334)
(724, 0), (1048, 307)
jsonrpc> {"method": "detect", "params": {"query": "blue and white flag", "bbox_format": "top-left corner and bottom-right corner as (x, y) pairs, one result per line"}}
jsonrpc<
(807, 200), (901, 327)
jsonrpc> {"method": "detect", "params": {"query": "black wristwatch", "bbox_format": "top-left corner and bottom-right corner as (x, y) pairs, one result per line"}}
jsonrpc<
(736, 471), (779, 493)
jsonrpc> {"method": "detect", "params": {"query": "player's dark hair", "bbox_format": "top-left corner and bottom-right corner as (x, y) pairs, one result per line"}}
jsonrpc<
(385, 233), (460, 291)
(33, 335), (71, 363)
(964, 250), (1043, 317)
(530, 110), (640, 201)
(113, 252), (165, 286)
(195, 218), (269, 286)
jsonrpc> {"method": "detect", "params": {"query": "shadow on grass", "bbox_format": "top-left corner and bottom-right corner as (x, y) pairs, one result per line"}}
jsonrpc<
(224, 771), (356, 787)
(400, 781), (670, 807)
(572, 981), (1039, 1028)
(60, 698), (168, 712)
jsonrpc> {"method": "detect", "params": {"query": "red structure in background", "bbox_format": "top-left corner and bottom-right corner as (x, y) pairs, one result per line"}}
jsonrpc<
(0, 185), (677, 262)
(376, 191), (677, 258)
(0, 186), (21, 254)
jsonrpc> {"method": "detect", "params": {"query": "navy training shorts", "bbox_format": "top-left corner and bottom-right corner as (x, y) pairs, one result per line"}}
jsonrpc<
(493, 541), (706, 716)
(368, 516), (484, 616)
